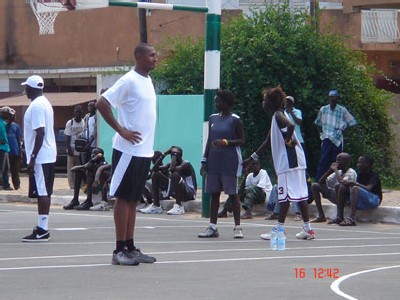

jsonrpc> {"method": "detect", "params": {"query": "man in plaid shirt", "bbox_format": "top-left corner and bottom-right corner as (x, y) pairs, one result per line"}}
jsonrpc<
(314, 90), (357, 181)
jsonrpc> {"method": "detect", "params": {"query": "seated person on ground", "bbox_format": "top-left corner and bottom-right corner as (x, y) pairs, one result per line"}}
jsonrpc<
(331, 155), (382, 226)
(63, 147), (107, 210)
(310, 152), (356, 223)
(139, 146), (197, 215)
(90, 163), (112, 211)
(240, 159), (272, 219)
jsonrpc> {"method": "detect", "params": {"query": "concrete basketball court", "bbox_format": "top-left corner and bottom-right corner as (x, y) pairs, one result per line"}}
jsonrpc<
(1, 202), (400, 300)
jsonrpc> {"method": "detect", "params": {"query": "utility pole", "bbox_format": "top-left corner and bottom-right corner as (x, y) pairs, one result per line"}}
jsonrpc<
(310, 0), (318, 30)
(138, 0), (148, 43)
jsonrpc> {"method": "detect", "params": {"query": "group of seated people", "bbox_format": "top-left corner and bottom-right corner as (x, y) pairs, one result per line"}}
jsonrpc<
(62, 146), (382, 225)
(263, 152), (382, 226)
(63, 145), (198, 214)
(308, 152), (382, 226)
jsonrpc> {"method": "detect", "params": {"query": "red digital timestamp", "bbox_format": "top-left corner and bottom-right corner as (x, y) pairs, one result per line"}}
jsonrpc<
(294, 268), (340, 279)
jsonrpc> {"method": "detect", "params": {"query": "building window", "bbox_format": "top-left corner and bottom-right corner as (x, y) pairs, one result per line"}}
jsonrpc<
(362, 10), (399, 44)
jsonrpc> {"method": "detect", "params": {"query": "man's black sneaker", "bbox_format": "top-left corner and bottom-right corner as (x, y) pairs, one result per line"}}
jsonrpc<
(22, 226), (50, 242)
(63, 199), (79, 210)
(75, 200), (93, 210)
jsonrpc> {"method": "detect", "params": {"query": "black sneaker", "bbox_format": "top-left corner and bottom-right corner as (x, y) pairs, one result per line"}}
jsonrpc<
(22, 226), (50, 242)
(75, 200), (93, 210)
(63, 199), (79, 210)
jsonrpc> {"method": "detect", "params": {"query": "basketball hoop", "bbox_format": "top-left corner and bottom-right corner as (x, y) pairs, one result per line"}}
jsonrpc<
(28, 0), (109, 35)
(29, 0), (68, 35)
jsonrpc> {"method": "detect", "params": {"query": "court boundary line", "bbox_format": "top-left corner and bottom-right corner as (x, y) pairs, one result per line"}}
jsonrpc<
(330, 265), (400, 300)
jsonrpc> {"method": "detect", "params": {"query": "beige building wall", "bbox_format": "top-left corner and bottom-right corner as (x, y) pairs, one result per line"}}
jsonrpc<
(319, 8), (400, 84)
(1, 1), (210, 69)
(344, 0), (400, 13)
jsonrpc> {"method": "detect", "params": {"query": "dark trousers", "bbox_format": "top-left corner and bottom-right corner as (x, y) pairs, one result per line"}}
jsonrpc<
(9, 154), (21, 189)
(0, 150), (10, 188)
(315, 138), (342, 181)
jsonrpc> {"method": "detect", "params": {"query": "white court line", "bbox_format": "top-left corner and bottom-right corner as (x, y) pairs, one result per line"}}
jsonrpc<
(2, 244), (400, 262)
(1, 252), (400, 272)
(330, 265), (400, 300)
(1, 223), (400, 236)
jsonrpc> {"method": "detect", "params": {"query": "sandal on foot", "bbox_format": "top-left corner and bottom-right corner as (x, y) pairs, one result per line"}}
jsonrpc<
(327, 217), (343, 225)
(339, 217), (356, 226)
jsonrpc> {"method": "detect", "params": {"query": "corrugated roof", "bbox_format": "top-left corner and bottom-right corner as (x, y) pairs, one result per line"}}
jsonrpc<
(0, 93), (97, 107)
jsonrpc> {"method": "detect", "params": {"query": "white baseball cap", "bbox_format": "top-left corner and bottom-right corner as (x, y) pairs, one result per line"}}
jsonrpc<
(21, 75), (44, 89)
(286, 96), (295, 103)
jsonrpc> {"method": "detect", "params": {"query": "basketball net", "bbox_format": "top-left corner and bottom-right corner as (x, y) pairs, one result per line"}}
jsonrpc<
(29, 1), (67, 35)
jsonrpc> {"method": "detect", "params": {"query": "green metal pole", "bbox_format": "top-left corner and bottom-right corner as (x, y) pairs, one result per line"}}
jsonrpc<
(109, 0), (208, 13)
(202, 0), (221, 218)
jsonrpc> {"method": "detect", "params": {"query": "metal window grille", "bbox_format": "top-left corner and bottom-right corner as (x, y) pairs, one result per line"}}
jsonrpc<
(361, 10), (399, 44)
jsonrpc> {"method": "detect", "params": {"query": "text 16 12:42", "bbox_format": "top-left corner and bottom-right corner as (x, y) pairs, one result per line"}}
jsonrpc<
(294, 268), (339, 279)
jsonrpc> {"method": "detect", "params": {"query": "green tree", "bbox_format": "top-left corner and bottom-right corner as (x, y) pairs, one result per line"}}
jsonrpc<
(153, 3), (396, 185)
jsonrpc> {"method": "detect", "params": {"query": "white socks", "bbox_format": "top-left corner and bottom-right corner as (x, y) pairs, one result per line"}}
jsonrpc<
(38, 215), (49, 231)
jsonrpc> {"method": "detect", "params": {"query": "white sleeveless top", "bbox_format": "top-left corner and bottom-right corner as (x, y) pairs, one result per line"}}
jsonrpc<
(270, 112), (306, 175)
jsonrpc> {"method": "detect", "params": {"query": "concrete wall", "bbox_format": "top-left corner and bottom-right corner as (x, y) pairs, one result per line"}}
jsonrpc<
(0, 0), (239, 69)
(97, 94), (204, 187)
(319, 9), (400, 92)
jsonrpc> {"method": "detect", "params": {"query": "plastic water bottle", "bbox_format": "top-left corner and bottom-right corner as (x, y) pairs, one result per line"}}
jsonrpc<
(270, 228), (278, 250)
(277, 227), (286, 251)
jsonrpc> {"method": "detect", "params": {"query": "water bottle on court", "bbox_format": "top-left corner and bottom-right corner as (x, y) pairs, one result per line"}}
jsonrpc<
(277, 227), (286, 250)
(270, 227), (278, 250)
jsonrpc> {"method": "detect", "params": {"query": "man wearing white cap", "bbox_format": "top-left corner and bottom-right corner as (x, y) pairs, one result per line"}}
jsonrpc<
(20, 75), (57, 242)
(314, 90), (357, 182)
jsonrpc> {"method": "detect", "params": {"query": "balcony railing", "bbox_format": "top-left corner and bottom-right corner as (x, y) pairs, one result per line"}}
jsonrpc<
(361, 10), (399, 43)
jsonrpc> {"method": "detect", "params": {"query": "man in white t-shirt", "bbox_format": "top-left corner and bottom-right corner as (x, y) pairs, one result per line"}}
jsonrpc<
(64, 105), (85, 189)
(96, 43), (158, 266)
(85, 101), (97, 149)
(20, 75), (57, 242)
(80, 101), (97, 164)
(240, 159), (272, 219)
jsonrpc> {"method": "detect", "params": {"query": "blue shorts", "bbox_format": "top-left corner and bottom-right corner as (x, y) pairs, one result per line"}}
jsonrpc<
(356, 188), (380, 210)
(205, 173), (237, 195)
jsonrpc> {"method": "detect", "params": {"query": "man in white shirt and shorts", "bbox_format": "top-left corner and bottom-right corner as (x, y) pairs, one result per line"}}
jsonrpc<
(21, 75), (57, 242)
(96, 43), (158, 266)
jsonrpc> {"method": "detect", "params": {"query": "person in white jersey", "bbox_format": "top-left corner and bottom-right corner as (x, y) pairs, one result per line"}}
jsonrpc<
(96, 43), (158, 266)
(244, 87), (315, 240)
(21, 75), (57, 242)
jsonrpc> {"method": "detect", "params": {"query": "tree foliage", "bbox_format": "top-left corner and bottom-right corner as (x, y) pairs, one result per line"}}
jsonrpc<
(153, 3), (397, 185)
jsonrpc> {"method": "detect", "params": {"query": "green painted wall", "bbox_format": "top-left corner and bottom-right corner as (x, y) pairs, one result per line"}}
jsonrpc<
(97, 95), (204, 187)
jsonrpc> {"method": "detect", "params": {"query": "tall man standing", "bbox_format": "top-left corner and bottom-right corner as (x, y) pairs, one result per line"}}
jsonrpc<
(96, 43), (158, 266)
(21, 75), (56, 242)
(314, 90), (357, 181)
